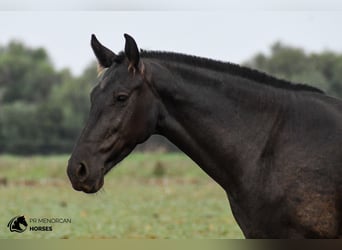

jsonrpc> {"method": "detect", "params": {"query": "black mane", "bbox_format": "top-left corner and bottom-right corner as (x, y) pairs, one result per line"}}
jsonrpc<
(137, 50), (324, 94)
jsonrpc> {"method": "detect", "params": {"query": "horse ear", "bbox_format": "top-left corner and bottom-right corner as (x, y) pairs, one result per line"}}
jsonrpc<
(91, 34), (117, 68)
(124, 33), (140, 70)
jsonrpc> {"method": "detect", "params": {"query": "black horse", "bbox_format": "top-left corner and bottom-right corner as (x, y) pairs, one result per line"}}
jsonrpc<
(7, 215), (28, 233)
(67, 34), (342, 238)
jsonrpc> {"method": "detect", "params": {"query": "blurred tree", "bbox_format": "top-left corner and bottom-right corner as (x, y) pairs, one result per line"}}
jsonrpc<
(0, 41), (60, 104)
(49, 64), (95, 140)
(245, 42), (342, 98)
(1, 40), (342, 154)
(0, 102), (40, 153)
(0, 42), (96, 154)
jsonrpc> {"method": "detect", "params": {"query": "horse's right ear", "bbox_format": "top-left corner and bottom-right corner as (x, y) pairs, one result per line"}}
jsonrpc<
(91, 34), (117, 69)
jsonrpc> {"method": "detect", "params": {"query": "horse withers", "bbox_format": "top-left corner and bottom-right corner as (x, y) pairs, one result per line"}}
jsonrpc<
(67, 34), (342, 238)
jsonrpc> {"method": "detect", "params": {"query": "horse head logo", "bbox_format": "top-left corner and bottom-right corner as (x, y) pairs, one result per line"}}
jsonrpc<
(7, 215), (28, 233)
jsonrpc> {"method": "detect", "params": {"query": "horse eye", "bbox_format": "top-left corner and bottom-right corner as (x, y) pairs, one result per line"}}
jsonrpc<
(116, 94), (128, 102)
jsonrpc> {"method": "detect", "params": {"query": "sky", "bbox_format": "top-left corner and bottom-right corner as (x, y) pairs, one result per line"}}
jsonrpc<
(1, 1), (342, 75)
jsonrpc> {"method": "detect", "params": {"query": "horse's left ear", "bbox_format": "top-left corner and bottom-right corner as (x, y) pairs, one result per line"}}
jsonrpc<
(124, 33), (140, 70)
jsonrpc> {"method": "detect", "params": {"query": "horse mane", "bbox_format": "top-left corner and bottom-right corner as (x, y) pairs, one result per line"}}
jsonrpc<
(139, 50), (324, 94)
(109, 50), (324, 94)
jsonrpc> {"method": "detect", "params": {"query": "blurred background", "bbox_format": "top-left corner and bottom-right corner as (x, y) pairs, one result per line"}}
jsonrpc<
(0, 9), (342, 238)
(1, 11), (342, 154)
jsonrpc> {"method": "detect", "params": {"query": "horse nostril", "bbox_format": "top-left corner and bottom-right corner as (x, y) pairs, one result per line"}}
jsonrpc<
(76, 162), (89, 181)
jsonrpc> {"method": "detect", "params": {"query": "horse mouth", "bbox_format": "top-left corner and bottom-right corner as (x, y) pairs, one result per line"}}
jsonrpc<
(72, 175), (104, 194)
(103, 146), (134, 175)
(69, 146), (134, 194)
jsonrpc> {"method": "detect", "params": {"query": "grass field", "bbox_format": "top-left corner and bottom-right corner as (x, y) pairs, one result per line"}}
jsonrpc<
(0, 153), (243, 239)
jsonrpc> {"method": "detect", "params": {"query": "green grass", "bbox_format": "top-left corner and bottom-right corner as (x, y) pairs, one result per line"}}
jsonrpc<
(0, 153), (243, 239)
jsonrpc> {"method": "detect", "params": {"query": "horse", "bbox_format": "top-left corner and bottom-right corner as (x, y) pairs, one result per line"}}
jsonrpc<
(67, 33), (342, 238)
(8, 215), (28, 232)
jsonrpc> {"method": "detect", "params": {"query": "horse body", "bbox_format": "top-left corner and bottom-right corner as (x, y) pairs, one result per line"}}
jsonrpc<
(226, 96), (342, 238)
(147, 57), (342, 238)
(67, 34), (342, 238)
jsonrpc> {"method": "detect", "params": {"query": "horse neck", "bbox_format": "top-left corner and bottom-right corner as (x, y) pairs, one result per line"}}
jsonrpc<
(148, 59), (286, 190)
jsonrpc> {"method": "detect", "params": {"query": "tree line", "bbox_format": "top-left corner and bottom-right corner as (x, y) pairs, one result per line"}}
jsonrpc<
(0, 41), (341, 154)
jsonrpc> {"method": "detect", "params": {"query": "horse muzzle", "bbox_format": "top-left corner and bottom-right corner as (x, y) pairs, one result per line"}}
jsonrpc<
(67, 159), (105, 194)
